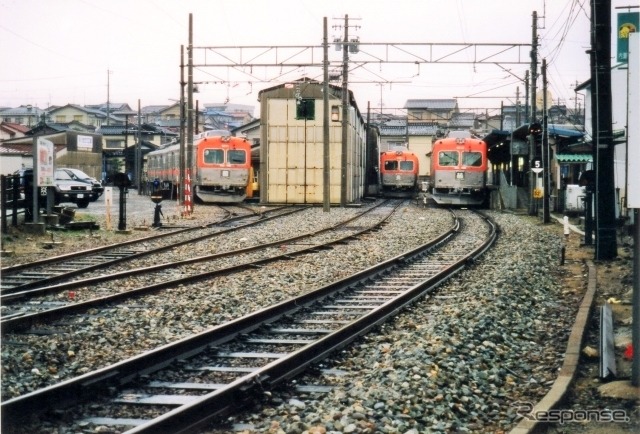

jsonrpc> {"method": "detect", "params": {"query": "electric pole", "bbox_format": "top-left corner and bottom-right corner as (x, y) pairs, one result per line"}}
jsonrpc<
(180, 45), (186, 206)
(590, 0), (617, 259)
(187, 13), (194, 214)
(542, 58), (550, 224)
(528, 11), (539, 216)
(323, 17), (330, 212)
(340, 14), (349, 207)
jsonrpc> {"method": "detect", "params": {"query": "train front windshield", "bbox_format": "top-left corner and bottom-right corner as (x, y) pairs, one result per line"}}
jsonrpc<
(203, 149), (247, 165)
(462, 152), (483, 167)
(384, 160), (414, 171)
(438, 151), (459, 166)
(228, 150), (247, 164)
(204, 149), (224, 164)
(438, 151), (482, 167)
(399, 161), (414, 171)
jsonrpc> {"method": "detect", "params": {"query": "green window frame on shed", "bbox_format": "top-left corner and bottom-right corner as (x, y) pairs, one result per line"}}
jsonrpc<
(296, 98), (315, 120)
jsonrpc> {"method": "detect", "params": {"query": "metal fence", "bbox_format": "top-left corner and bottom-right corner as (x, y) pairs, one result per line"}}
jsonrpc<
(0, 174), (27, 233)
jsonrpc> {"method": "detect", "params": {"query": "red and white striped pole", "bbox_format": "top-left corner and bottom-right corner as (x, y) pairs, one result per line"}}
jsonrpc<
(183, 170), (192, 216)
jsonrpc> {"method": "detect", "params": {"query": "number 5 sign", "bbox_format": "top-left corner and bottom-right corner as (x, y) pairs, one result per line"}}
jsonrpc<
(532, 158), (543, 174)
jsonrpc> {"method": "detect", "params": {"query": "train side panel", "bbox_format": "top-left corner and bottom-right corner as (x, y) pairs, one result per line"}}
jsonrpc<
(146, 131), (256, 204)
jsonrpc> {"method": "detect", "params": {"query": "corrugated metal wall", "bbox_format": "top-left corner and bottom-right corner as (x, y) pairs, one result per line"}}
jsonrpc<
(261, 92), (365, 205)
(265, 99), (341, 204)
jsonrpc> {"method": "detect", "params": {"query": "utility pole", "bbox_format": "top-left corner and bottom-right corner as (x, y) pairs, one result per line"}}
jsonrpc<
(590, 0), (617, 259)
(528, 11), (539, 216)
(106, 70), (111, 126)
(340, 14), (349, 207)
(186, 13), (194, 214)
(516, 86), (521, 126)
(524, 70), (530, 123)
(542, 58), (550, 224)
(180, 45), (186, 206)
(136, 99), (141, 194)
(322, 17), (330, 212)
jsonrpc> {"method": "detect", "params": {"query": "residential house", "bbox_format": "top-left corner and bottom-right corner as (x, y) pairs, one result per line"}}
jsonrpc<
(405, 99), (458, 125)
(499, 105), (528, 132)
(153, 103), (206, 133)
(47, 104), (122, 128)
(85, 102), (133, 116)
(202, 109), (235, 131)
(204, 103), (254, 123)
(0, 105), (46, 127)
(0, 122), (29, 142)
(140, 105), (170, 125)
(449, 112), (475, 131)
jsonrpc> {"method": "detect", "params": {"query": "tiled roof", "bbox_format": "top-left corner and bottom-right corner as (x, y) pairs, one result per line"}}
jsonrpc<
(404, 99), (457, 110)
(0, 122), (30, 133)
(0, 142), (65, 155)
(409, 124), (439, 135)
(379, 122), (439, 137)
(0, 143), (31, 154)
(141, 105), (170, 114)
(0, 105), (45, 116)
(449, 112), (475, 128)
(97, 125), (129, 134)
(156, 119), (182, 128)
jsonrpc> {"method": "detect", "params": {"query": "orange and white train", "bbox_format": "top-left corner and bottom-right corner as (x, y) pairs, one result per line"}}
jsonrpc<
(146, 130), (257, 203)
(429, 132), (488, 206)
(379, 148), (420, 198)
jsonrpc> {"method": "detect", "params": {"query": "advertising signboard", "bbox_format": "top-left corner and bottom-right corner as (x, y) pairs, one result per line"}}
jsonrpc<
(617, 12), (639, 64)
(37, 138), (54, 187)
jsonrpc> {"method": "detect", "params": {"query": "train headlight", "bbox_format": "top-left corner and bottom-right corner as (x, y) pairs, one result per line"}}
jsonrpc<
(455, 172), (464, 180)
(221, 170), (230, 178)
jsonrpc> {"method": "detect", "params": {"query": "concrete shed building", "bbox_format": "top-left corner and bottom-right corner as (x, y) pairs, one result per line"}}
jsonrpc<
(257, 78), (366, 205)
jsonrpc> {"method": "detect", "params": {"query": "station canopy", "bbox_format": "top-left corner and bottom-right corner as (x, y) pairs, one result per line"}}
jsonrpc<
(483, 124), (585, 164)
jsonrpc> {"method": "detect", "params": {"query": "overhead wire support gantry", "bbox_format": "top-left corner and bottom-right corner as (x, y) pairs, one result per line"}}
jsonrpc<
(191, 42), (532, 70)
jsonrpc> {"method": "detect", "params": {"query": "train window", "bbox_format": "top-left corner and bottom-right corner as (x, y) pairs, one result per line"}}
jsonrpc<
(384, 161), (398, 171)
(462, 151), (483, 167)
(399, 161), (414, 171)
(438, 151), (459, 166)
(228, 150), (246, 164)
(204, 149), (224, 164)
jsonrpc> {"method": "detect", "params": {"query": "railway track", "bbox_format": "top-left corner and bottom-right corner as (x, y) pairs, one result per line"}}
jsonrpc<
(0, 200), (401, 332)
(0, 205), (300, 294)
(1, 209), (497, 433)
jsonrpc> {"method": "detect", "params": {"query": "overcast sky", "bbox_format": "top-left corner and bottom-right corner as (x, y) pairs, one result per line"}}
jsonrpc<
(0, 0), (635, 117)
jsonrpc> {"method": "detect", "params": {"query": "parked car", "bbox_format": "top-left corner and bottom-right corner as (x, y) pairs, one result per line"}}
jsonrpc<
(15, 168), (93, 208)
(58, 167), (104, 201)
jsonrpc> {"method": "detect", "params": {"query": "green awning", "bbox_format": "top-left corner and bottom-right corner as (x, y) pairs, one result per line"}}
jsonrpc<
(556, 154), (592, 163)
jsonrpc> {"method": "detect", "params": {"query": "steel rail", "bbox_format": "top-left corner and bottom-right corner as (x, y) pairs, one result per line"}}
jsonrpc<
(0, 206), (302, 294)
(1, 210), (497, 433)
(0, 200), (400, 333)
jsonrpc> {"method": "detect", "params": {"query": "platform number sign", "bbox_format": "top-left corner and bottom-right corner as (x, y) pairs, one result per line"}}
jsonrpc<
(532, 158), (543, 174)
